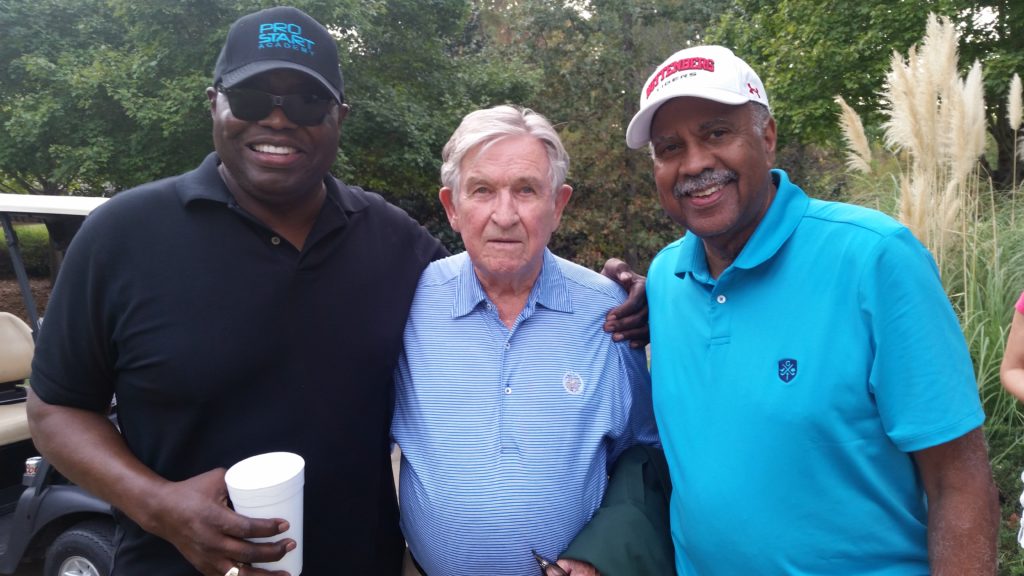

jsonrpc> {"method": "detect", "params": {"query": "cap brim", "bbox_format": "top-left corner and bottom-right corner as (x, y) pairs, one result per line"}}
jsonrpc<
(220, 60), (342, 102)
(625, 88), (751, 149)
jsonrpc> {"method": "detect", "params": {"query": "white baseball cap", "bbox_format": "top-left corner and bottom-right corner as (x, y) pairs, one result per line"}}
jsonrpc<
(625, 45), (769, 149)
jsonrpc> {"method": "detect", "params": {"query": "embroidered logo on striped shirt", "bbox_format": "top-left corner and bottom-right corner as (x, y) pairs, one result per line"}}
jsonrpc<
(563, 370), (584, 395)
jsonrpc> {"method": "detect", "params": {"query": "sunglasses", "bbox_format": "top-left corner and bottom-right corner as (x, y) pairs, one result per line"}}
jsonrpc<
(217, 86), (336, 126)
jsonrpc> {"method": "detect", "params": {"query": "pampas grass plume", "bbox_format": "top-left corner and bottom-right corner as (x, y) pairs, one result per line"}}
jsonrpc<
(835, 96), (872, 174)
(880, 13), (986, 266)
(882, 50), (919, 155)
(1010, 73), (1022, 131)
(962, 61), (987, 161)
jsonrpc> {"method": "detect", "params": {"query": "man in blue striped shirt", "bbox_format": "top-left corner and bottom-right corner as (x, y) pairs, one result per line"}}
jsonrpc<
(392, 105), (659, 576)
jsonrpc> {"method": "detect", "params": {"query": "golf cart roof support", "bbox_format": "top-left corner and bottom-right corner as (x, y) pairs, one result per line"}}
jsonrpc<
(0, 193), (108, 340)
(1, 214), (40, 335)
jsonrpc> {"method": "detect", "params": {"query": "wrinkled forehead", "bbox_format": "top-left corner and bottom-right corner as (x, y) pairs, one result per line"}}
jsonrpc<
(467, 135), (549, 167)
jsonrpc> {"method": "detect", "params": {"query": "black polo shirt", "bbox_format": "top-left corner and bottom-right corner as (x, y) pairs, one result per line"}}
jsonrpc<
(31, 152), (447, 575)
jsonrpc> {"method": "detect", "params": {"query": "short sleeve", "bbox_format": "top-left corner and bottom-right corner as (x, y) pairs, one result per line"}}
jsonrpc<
(610, 342), (660, 464)
(860, 228), (984, 452)
(30, 204), (119, 412)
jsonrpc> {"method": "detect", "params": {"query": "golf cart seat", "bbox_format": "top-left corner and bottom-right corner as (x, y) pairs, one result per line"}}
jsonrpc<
(0, 312), (32, 445)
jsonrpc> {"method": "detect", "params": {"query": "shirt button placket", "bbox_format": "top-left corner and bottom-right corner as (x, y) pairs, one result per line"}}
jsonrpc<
(500, 334), (513, 452)
(709, 287), (732, 344)
(503, 337), (512, 394)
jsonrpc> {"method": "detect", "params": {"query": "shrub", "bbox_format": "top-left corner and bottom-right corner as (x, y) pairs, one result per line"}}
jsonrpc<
(0, 223), (51, 278)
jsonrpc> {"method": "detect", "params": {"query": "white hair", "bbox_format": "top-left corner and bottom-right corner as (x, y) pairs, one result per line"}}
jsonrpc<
(750, 102), (772, 135)
(440, 105), (569, 196)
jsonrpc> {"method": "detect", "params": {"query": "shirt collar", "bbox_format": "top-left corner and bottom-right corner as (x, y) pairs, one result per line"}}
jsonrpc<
(176, 152), (232, 205)
(674, 169), (809, 279)
(452, 248), (573, 319)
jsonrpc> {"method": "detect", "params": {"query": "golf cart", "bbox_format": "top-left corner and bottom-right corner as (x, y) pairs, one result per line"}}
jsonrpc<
(0, 193), (114, 576)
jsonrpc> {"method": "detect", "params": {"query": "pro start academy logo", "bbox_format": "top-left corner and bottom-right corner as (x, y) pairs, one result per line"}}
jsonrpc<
(259, 22), (316, 55)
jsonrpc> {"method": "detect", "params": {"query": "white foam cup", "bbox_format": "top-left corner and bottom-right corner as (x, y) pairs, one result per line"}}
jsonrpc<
(225, 452), (305, 574)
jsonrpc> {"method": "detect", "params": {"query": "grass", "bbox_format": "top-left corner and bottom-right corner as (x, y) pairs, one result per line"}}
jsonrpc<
(955, 200), (1024, 575)
(0, 223), (50, 277)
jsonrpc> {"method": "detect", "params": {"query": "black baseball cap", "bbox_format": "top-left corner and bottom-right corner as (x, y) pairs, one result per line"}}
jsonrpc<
(213, 6), (344, 102)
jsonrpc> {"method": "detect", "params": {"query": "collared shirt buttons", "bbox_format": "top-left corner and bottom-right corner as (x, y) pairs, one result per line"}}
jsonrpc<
(505, 342), (510, 349)
(270, 236), (281, 246)
(504, 387), (512, 395)
(716, 294), (727, 304)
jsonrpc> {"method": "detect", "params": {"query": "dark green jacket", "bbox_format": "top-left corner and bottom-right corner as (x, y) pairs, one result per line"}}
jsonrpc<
(562, 445), (675, 575)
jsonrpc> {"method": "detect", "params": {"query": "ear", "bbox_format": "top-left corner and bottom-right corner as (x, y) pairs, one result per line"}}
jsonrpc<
(762, 116), (777, 167)
(336, 103), (350, 123)
(206, 87), (218, 116)
(551, 184), (573, 230)
(439, 187), (460, 232)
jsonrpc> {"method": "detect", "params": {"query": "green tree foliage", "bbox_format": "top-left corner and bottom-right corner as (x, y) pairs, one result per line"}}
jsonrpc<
(0, 0), (538, 249)
(710, 1), (1022, 188)
(0, 0), (728, 269)
(0, 0), (222, 195)
(332, 0), (539, 244)
(476, 0), (728, 270)
(958, 1), (1024, 188)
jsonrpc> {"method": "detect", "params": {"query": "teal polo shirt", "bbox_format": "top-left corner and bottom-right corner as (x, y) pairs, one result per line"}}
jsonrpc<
(648, 170), (983, 575)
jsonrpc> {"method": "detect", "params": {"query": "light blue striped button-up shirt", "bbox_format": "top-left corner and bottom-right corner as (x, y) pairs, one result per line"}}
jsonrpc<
(392, 249), (658, 576)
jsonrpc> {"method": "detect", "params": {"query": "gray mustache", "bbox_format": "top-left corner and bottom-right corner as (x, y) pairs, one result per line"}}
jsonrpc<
(673, 169), (737, 198)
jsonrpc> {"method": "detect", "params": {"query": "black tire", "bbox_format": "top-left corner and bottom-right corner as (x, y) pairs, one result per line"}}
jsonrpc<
(43, 519), (114, 576)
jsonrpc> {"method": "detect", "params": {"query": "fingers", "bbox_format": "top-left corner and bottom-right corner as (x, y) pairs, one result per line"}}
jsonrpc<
(147, 469), (293, 575)
(207, 512), (294, 569)
(240, 538), (296, 564)
(187, 529), (293, 575)
(221, 560), (295, 576)
(605, 272), (647, 317)
(219, 561), (293, 576)
(544, 562), (570, 576)
(617, 275), (648, 313)
(555, 558), (601, 576)
(605, 299), (649, 329)
(225, 515), (291, 540)
(606, 265), (648, 348)
(614, 326), (651, 348)
(600, 257), (630, 281)
(605, 295), (650, 348)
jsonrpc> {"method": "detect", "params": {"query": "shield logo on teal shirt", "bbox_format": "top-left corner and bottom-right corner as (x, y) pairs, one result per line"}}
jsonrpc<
(778, 359), (798, 383)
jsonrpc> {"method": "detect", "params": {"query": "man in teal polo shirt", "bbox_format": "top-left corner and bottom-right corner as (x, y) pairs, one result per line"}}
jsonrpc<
(626, 45), (999, 574)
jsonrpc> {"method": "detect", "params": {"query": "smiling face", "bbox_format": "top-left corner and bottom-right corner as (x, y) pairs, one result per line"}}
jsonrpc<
(207, 68), (348, 212)
(650, 97), (777, 270)
(440, 135), (572, 292)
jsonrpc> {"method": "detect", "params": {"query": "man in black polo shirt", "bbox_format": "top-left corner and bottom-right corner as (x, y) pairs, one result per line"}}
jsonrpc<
(25, 6), (645, 576)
